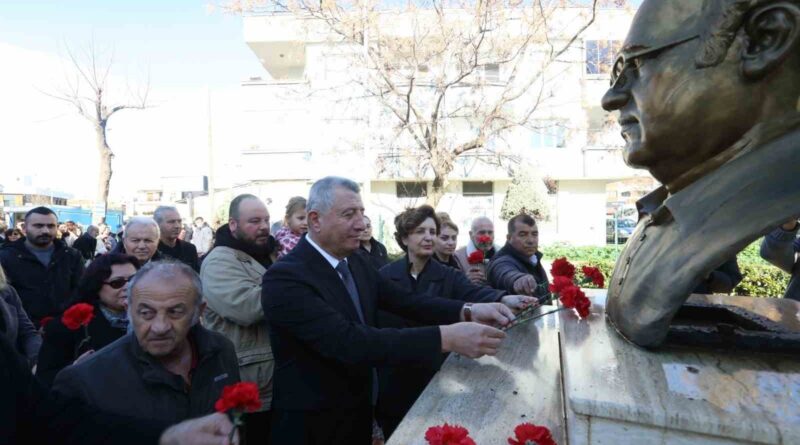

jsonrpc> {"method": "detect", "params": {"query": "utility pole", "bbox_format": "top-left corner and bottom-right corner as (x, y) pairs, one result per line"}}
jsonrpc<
(207, 86), (216, 224)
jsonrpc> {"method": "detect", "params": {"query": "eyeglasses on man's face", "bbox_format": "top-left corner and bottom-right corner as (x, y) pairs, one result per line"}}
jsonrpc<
(610, 35), (700, 88)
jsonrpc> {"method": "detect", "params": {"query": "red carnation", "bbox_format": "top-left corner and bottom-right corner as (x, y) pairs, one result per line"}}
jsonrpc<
(215, 382), (262, 413)
(550, 257), (575, 280)
(467, 250), (485, 265)
(548, 276), (573, 294)
(39, 316), (54, 330)
(425, 423), (476, 445)
(476, 235), (492, 248)
(62, 303), (95, 330)
(559, 286), (591, 319)
(575, 295), (592, 319)
(581, 265), (605, 288)
(508, 422), (557, 445)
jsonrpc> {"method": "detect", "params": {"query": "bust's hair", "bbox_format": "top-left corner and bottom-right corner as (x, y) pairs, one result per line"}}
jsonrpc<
(394, 205), (440, 252)
(697, 0), (772, 68)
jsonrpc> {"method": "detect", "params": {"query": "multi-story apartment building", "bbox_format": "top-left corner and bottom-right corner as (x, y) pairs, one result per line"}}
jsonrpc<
(232, 5), (651, 248)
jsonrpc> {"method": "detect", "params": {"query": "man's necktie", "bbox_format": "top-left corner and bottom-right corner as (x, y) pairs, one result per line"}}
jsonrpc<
(335, 260), (378, 405)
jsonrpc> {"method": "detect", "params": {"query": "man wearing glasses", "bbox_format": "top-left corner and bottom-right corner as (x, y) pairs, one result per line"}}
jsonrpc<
(602, 0), (800, 347)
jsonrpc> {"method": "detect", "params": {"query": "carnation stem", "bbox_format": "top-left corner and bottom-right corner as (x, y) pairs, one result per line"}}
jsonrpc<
(503, 307), (567, 332)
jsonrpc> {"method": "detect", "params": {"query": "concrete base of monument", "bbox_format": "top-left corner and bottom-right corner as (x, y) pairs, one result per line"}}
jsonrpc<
(387, 304), (565, 445)
(388, 291), (800, 445)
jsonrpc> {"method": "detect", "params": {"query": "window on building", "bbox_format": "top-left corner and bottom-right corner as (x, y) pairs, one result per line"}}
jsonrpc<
(531, 120), (567, 148)
(396, 181), (427, 198)
(621, 191), (631, 197)
(462, 181), (494, 197)
(586, 40), (621, 75)
(483, 63), (500, 82)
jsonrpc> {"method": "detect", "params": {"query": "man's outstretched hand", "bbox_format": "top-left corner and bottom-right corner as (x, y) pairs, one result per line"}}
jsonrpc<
(467, 302), (516, 327)
(440, 322), (507, 358)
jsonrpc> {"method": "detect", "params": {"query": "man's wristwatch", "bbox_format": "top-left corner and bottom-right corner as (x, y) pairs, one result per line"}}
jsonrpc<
(463, 303), (473, 322)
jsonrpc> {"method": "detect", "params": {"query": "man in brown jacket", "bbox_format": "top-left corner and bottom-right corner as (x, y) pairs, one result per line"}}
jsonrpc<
(200, 194), (277, 444)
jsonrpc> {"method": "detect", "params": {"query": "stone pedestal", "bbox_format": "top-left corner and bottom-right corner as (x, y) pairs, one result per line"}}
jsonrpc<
(388, 291), (800, 444)
(562, 291), (800, 445)
(387, 304), (565, 444)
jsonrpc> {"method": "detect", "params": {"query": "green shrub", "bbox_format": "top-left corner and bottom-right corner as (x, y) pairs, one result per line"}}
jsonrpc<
(541, 241), (789, 297)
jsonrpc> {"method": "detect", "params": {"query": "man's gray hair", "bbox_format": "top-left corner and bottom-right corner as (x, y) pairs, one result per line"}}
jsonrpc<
(307, 176), (361, 214)
(153, 206), (179, 224)
(126, 260), (204, 310)
(470, 216), (493, 233)
(123, 217), (160, 239)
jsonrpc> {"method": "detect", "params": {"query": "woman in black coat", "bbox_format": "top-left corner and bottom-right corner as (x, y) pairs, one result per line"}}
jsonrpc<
(36, 253), (140, 387)
(375, 206), (534, 438)
(0, 265), (41, 366)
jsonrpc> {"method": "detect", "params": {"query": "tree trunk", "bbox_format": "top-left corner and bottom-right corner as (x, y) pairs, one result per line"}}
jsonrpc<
(95, 121), (113, 208)
(427, 148), (455, 207)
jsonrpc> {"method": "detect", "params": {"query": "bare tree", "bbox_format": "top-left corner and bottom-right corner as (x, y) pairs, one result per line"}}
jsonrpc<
(227, 0), (622, 205)
(43, 41), (149, 211)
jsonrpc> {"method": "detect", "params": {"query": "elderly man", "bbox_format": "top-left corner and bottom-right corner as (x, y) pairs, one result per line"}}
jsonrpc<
(602, 0), (800, 347)
(0, 207), (83, 326)
(0, 279), (237, 445)
(52, 261), (240, 424)
(201, 194), (277, 444)
(453, 216), (497, 285)
(262, 176), (515, 445)
(112, 217), (164, 265)
(154, 206), (199, 272)
(487, 214), (549, 300)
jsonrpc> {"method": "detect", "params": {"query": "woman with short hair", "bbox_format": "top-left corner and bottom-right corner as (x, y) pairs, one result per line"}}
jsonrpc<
(375, 205), (534, 438)
(36, 253), (140, 386)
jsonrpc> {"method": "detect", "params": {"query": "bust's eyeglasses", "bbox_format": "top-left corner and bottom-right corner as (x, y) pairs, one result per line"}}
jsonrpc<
(610, 35), (699, 88)
(103, 276), (133, 289)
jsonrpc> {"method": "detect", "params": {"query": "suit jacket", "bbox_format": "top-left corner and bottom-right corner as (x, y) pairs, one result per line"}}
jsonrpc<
(607, 114), (800, 347)
(261, 237), (464, 414)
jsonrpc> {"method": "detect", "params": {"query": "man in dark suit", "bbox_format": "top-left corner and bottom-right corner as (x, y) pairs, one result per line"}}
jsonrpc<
(262, 176), (515, 445)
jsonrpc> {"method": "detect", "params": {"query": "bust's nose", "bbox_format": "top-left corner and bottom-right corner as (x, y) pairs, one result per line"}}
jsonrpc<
(602, 85), (630, 111)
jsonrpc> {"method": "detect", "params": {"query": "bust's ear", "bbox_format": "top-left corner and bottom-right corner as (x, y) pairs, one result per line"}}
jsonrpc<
(741, 2), (800, 79)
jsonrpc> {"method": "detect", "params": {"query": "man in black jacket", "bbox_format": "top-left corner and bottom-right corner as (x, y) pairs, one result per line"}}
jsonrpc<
(487, 214), (550, 300)
(262, 176), (516, 445)
(0, 290), (238, 445)
(0, 207), (83, 326)
(72, 225), (99, 261)
(155, 206), (200, 272)
(52, 261), (240, 424)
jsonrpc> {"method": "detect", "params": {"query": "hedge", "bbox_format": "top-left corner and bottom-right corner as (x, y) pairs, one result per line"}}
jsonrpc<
(541, 241), (789, 298)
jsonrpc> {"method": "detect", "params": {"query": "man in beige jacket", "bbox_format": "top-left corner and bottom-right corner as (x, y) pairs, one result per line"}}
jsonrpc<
(200, 194), (278, 444)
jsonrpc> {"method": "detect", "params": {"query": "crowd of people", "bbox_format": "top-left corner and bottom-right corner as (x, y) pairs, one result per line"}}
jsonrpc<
(1, 175), (798, 445)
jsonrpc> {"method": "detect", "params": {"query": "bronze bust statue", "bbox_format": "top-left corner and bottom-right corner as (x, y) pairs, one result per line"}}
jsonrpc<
(603, 0), (800, 347)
